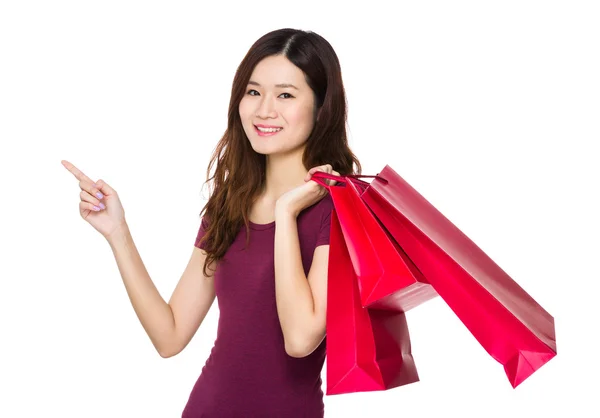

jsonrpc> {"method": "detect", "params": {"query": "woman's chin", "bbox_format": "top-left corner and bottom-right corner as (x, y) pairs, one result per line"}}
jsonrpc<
(247, 135), (307, 157)
(248, 141), (276, 156)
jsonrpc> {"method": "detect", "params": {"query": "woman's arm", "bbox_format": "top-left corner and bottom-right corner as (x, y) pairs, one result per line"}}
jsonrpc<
(108, 223), (216, 358)
(273, 209), (329, 358)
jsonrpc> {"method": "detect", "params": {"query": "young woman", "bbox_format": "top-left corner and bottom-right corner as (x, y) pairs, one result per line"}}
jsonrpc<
(62, 28), (361, 417)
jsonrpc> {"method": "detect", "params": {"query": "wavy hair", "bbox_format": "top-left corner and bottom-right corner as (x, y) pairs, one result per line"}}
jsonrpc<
(198, 28), (361, 276)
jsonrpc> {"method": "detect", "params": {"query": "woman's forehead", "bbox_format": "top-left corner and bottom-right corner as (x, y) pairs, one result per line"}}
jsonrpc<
(249, 55), (307, 88)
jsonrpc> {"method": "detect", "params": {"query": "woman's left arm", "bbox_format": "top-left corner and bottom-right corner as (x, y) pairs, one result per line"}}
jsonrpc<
(274, 208), (329, 358)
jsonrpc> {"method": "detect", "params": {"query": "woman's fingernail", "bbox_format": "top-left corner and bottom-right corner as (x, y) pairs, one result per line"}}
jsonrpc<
(96, 192), (104, 199)
(99, 203), (106, 209)
(93, 205), (101, 211)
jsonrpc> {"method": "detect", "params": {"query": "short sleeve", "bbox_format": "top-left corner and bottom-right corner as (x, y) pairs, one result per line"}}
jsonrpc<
(194, 216), (210, 249)
(315, 194), (334, 247)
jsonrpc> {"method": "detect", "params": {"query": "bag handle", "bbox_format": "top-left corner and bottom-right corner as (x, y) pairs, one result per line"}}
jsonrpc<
(310, 171), (388, 189)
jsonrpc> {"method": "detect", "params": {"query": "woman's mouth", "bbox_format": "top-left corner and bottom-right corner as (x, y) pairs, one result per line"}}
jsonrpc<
(254, 125), (283, 137)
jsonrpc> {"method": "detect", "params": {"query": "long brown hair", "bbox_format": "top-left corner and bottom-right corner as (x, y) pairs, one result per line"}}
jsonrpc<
(198, 28), (362, 276)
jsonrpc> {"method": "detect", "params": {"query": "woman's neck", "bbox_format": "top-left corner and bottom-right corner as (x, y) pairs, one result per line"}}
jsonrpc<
(263, 147), (308, 202)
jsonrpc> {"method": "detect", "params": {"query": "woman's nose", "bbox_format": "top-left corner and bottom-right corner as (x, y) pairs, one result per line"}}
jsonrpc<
(256, 96), (277, 119)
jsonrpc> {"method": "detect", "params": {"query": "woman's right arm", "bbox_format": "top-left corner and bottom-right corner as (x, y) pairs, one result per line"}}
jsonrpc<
(107, 222), (216, 358)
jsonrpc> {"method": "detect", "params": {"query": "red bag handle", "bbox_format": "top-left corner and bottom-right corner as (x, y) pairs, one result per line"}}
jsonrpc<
(310, 171), (388, 189)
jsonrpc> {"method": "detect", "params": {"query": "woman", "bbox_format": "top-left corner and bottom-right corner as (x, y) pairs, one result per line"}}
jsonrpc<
(62, 28), (362, 417)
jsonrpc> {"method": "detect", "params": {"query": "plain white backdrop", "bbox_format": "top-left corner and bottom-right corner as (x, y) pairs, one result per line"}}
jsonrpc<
(1, 1), (598, 417)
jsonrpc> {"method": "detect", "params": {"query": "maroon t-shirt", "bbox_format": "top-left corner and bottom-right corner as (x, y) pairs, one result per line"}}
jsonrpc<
(181, 194), (334, 418)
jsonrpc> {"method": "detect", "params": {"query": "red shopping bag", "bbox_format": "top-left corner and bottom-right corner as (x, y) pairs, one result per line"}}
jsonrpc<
(352, 164), (557, 388)
(326, 210), (419, 395)
(312, 173), (436, 312)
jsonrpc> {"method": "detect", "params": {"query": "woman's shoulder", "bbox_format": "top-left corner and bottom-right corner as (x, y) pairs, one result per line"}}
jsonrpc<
(319, 192), (334, 215)
(311, 192), (334, 226)
(298, 192), (333, 225)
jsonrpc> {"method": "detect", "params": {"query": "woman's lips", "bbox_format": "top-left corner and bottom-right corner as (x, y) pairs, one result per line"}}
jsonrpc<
(254, 125), (283, 137)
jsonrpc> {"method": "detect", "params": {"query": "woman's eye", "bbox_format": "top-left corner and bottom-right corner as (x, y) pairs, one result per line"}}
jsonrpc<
(246, 90), (293, 99)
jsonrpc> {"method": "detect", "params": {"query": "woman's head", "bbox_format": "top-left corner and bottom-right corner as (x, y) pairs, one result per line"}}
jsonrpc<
(231, 28), (357, 166)
(199, 28), (361, 276)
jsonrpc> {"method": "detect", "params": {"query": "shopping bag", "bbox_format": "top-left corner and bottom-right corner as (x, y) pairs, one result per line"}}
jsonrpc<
(352, 164), (557, 388)
(312, 172), (437, 312)
(326, 210), (419, 395)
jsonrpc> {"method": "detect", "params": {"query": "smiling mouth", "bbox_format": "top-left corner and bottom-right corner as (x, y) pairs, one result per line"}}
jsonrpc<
(254, 125), (283, 136)
(255, 125), (283, 133)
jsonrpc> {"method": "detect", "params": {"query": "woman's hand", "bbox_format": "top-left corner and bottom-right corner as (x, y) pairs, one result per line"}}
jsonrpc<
(61, 159), (127, 240)
(275, 164), (339, 218)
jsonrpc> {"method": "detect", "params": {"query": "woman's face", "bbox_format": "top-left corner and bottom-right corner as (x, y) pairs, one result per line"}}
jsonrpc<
(239, 54), (317, 157)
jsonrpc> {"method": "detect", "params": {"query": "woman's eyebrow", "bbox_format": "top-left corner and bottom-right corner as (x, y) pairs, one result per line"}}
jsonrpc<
(248, 80), (299, 90)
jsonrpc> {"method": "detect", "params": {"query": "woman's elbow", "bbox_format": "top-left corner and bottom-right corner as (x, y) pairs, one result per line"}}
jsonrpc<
(284, 336), (320, 358)
(285, 342), (310, 358)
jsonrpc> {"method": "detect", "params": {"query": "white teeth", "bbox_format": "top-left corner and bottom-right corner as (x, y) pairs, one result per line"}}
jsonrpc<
(256, 126), (282, 133)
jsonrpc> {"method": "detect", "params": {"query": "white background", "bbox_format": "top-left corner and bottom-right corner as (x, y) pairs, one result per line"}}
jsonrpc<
(1, 1), (598, 417)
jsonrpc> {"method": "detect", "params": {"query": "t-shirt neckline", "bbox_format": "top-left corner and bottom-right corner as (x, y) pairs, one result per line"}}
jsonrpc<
(248, 220), (276, 230)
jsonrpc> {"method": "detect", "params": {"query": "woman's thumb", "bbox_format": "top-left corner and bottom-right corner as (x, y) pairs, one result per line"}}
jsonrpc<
(95, 179), (116, 195)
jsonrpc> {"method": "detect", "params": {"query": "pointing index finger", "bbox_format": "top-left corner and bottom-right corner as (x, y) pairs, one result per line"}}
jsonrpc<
(61, 160), (93, 184)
